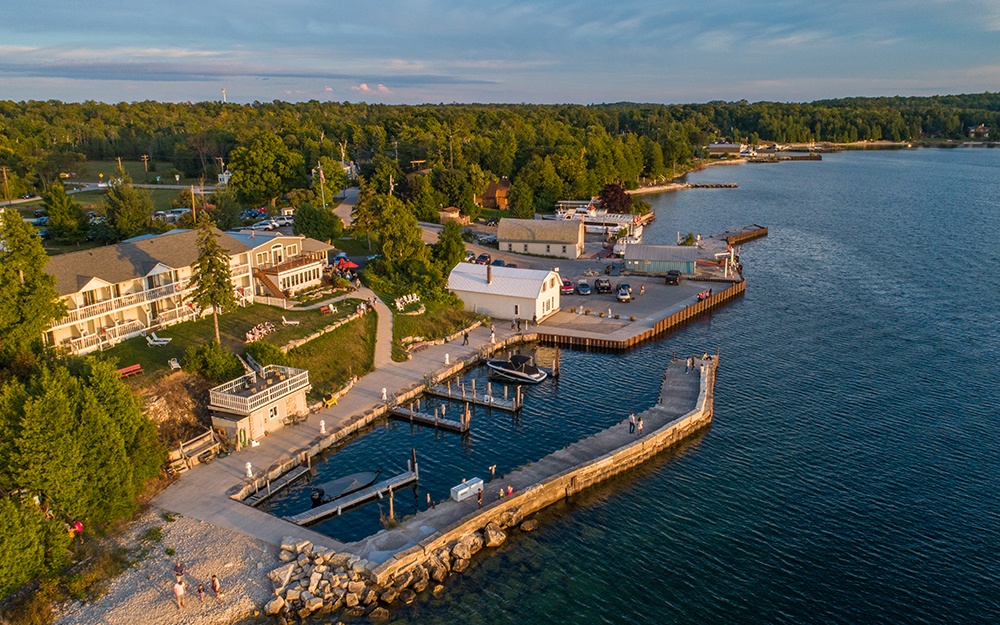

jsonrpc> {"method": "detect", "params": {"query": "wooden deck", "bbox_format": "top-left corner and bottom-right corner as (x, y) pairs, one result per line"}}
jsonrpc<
(243, 465), (311, 507)
(390, 406), (469, 433)
(285, 471), (419, 525)
(425, 382), (521, 412)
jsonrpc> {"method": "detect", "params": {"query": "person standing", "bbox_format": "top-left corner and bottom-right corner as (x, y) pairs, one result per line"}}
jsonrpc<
(637, 416), (644, 436)
(173, 561), (185, 582)
(210, 574), (224, 602)
(628, 412), (636, 434)
(477, 489), (483, 509)
(490, 329), (495, 344)
(197, 583), (206, 604)
(173, 580), (186, 610)
(462, 331), (469, 346)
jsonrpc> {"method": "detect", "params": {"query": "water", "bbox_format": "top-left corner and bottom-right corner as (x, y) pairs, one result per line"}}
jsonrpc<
(285, 148), (1000, 623)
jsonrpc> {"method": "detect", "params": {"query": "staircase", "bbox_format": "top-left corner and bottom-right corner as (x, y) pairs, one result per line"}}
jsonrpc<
(253, 268), (285, 299)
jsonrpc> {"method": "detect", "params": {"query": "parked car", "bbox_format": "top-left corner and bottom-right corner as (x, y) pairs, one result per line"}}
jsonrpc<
(464, 251), (476, 262)
(273, 215), (295, 226)
(561, 279), (575, 295)
(616, 286), (631, 303)
(250, 219), (279, 231)
(665, 270), (682, 285)
(36, 229), (51, 240)
(491, 259), (506, 267)
(21, 193), (38, 200)
(576, 280), (592, 295)
(595, 278), (613, 294)
(505, 262), (518, 268)
(33, 216), (49, 226)
(477, 234), (497, 244)
(33, 209), (47, 218)
(616, 283), (633, 296)
(476, 253), (492, 265)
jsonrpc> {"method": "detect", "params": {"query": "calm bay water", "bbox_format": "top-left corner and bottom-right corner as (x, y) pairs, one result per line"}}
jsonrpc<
(281, 149), (1000, 623)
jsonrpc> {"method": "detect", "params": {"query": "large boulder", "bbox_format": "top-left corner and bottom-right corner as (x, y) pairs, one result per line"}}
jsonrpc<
(284, 587), (301, 603)
(362, 587), (378, 605)
(345, 592), (359, 608)
(280, 536), (297, 552)
(452, 557), (470, 573)
(435, 548), (452, 571)
(466, 532), (484, 555)
(379, 588), (398, 604)
(304, 596), (323, 613)
(393, 570), (413, 589)
(427, 556), (448, 583)
(451, 541), (472, 561)
(482, 522), (507, 548)
(499, 507), (524, 528)
(278, 549), (296, 562)
(308, 571), (323, 594)
(295, 539), (313, 554)
(269, 563), (296, 591)
(347, 580), (367, 595)
(411, 565), (429, 586)
(369, 606), (390, 621)
(520, 518), (539, 532)
(399, 589), (417, 604)
(264, 596), (286, 616)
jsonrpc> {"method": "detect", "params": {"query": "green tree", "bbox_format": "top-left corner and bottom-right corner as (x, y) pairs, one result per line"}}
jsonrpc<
(313, 156), (350, 204)
(43, 182), (88, 244)
(350, 178), (379, 251)
(183, 341), (243, 383)
(405, 174), (444, 221)
(432, 219), (466, 275)
(0, 212), (65, 373)
(375, 194), (426, 263)
(228, 133), (305, 206)
(508, 178), (535, 219)
(0, 497), (71, 597)
(245, 341), (291, 367)
(102, 169), (154, 242)
(293, 202), (343, 242)
(210, 187), (244, 231)
(188, 216), (237, 343)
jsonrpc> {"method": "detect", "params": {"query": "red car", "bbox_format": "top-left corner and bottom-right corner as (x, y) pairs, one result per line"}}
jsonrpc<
(561, 279), (575, 295)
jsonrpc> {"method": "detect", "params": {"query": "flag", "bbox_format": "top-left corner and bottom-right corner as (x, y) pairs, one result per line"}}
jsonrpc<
(319, 168), (326, 183)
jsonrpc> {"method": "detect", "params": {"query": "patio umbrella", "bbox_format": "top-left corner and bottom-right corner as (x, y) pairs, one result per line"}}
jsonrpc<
(342, 260), (359, 269)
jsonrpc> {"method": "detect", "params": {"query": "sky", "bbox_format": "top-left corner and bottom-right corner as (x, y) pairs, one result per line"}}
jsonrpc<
(1, 0), (998, 105)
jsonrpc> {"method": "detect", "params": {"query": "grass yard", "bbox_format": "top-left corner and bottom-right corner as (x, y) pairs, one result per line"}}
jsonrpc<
(287, 312), (377, 399)
(391, 299), (481, 361)
(95, 300), (363, 383)
(76, 160), (197, 184)
(334, 235), (379, 256)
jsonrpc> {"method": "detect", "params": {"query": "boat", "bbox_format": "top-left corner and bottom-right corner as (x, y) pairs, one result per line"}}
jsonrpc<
(310, 471), (380, 507)
(486, 355), (548, 383)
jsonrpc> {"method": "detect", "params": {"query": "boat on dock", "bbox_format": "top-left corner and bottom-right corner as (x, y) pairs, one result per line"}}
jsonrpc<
(486, 355), (548, 383)
(310, 471), (380, 507)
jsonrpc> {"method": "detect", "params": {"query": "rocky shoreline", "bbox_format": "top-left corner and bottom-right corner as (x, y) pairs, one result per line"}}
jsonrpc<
(262, 509), (536, 622)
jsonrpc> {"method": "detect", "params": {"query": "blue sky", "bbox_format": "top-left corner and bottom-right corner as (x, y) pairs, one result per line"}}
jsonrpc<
(2, 0), (998, 104)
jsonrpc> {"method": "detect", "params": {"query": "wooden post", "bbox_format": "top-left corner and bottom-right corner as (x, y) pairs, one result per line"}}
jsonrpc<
(487, 381), (492, 398)
(388, 485), (395, 521)
(505, 386), (509, 401)
(411, 448), (419, 479)
(472, 379), (476, 396)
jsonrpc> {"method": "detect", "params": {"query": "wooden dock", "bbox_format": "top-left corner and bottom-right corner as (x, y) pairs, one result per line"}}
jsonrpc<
(285, 471), (419, 525)
(243, 465), (311, 507)
(425, 380), (521, 412)
(720, 224), (768, 246)
(390, 405), (470, 433)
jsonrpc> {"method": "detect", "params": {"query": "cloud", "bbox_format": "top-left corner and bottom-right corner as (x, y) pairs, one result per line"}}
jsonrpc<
(351, 83), (394, 94)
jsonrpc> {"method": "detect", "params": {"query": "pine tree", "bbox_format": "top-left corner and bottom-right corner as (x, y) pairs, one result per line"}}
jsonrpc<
(43, 182), (88, 243)
(102, 168), (154, 242)
(188, 215), (237, 344)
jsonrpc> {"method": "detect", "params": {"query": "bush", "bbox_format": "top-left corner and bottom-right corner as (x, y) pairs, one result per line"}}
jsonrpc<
(245, 341), (290, 367)
(140, 526), (163, 542)
(183, 341), (243, 383)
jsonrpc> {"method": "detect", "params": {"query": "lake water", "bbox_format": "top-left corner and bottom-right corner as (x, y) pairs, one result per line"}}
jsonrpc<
(281, 148), (1000, 623)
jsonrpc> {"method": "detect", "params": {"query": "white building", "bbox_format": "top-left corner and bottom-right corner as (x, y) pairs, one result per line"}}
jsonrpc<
(448, 263), (561, 322)
(498, 218), (585, 259)
(209, 364), (311, 450)
(226, 232), (332, 298)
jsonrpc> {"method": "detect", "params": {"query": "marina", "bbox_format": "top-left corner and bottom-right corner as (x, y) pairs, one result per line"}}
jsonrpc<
(425, 380), (523, 411)
(285, 469), (419, 526)
(389, 405), (470, 433)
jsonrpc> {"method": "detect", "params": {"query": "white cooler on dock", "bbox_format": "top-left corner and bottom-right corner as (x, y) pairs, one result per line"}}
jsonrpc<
(450, 477), (484, 502)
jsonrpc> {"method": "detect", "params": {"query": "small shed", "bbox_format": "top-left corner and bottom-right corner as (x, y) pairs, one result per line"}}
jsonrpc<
(448, 263), (561, 321)
(209, 365), (311, 450)
(624, 245), (698, 274)
(439, 206), (470, 225)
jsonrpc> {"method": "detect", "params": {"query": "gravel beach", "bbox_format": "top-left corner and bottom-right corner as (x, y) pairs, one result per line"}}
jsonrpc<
(56, 508), (276, 625)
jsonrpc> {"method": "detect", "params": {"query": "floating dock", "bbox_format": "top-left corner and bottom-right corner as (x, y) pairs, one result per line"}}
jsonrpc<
(425, 381), (521, 412)
(243, 465), (311, 507)
(390, 405), (470, 433)
(285, 471), (419, 525)
(719, 224), (768, 246)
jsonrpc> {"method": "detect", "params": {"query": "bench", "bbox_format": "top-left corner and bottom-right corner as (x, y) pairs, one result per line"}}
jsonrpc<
(117, 364), (144, 378)
(322, 394), (338, 408)
(320, 305), (338, 315)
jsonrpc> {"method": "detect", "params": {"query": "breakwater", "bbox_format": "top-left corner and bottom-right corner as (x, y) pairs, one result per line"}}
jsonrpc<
(260, 356), (716, 620)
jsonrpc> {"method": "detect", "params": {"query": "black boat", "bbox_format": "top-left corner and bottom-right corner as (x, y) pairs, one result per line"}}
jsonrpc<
(310, 471), (380, 507)
(486, 354), (547, 383)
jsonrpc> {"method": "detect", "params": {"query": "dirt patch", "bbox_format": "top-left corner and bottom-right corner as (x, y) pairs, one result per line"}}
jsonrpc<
(141, 372), (214, 446)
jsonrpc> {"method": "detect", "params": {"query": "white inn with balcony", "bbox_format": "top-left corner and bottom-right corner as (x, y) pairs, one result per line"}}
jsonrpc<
(209, 364), (310, 449)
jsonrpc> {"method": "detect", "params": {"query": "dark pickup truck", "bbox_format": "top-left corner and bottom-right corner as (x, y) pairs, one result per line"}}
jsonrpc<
(665, 270), (682, 285)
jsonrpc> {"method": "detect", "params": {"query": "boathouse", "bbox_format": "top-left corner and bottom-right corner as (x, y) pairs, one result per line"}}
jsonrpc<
(706, 142), (745, 158)
(448, 263), (561, 321)
(623, 244), (698, 274)
(209, 365), (311, 450)
(497, 218), (584, 259)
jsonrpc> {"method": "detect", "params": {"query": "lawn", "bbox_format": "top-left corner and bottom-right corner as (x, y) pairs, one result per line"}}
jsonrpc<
(287, 312), (377, 399)
(76, 160), (199, 185)
(391, 299), (482, 361)
(334, 235), (379, 256)
(95, 300), (363, 383)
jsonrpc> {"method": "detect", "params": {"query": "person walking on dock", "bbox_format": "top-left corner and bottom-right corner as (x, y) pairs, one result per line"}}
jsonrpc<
(490, 329), (495, 344)
(477, 489), (483, 508)
(637, 416), (644, 436)
(629, 412), (636, 433)
(462, 331), (469, 346)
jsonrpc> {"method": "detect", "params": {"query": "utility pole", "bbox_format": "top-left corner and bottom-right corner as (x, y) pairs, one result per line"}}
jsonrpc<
(191, 185), (197, 222)
(316, 161), (326, 209)
(141, 154), (149, 181)
(116, 156), (123, 171)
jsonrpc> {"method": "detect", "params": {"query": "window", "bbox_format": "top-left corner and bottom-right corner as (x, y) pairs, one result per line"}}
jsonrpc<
(287, 245), (298, 257)
(562, 245), (567, 254)
(269, 406), (278, 421)
(256, 252), (268, 265)
(523, 244), (528, 252)
(546, 244), (551, 253)
(514, 304), (519, 316)
(508, 244), (513, 251)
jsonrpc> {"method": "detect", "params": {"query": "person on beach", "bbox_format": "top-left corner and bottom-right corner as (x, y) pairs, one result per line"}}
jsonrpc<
(211, 574), (224, 602)
(173, 561), (185, 582)
(629, 412), (636, 433)
(197, 583), (206, 604)
(173, 580), (186, 609)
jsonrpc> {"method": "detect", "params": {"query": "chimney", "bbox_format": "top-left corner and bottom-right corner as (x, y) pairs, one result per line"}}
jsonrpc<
(487, 264), (493, 285)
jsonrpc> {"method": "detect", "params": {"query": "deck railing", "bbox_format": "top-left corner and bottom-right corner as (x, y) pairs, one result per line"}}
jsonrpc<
(209, 365), (310, 416)
(68, 319), (146, 354)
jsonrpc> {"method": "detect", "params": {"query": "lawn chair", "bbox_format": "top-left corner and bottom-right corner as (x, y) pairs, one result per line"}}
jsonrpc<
(168, 358), (182, 370)
(150, 332), (172, 343)
(146, 335), (169, 347)
(282, 315), (300, 326)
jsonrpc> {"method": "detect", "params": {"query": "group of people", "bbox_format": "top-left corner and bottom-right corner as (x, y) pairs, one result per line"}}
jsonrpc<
(245, 321), (276, 343)
(172, 560), (223, 610)
(695, 289), (713, 302)
(357, 296), (378, 314)
(628, 412), (644, 436)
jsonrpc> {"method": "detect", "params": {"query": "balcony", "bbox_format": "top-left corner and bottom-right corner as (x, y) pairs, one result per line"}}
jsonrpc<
(209, 365), (310, 416)
(67, 319), (146, 355)
(258, 256), (321, 275)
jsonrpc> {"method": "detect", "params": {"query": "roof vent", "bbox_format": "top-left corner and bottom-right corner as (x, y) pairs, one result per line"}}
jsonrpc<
(487, 264), (493, 285)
